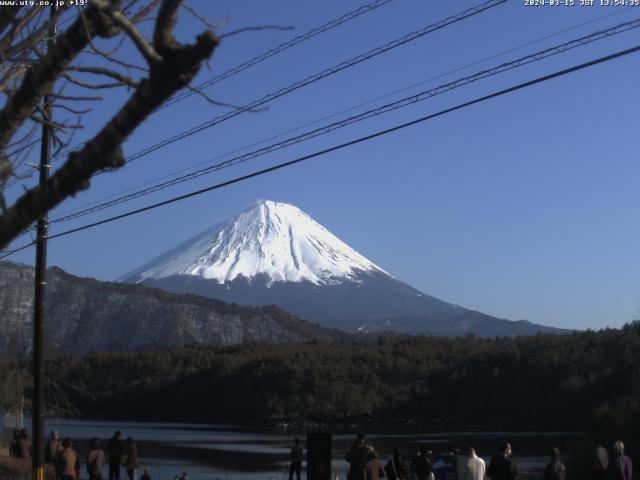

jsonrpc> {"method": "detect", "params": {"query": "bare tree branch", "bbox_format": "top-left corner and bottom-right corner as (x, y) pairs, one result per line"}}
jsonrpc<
(0, 0), (218, 248)
(62, 72), (137, 90)
(0, 1), (120, 155)
(182, 1), (217, 29)
(95, 1), (162, 63)
(218, 25), (294, 40)
(52, 93), (104, 102)
(66, 65), (139, 87)
(6, 123), (37, 150)
(53, 104), (93, 115)
(0, 62), (29, 94)
(83, 47), (150, 72)
(185, 83), (266, 112)
(1, 7), (60, 61)
(130, 0), (162, 24)
(153, 0), (181, 52)
(0, 6), (23, 37)
(0, 5), (43, 59)
(0, 155), (11, 187)
(29, 114), (77, 133)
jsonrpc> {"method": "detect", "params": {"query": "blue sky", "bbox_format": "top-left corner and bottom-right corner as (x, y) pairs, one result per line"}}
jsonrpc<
(5, 0), (640, 330)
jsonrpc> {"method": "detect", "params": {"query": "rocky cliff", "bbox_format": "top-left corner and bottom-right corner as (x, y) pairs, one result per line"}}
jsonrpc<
(0, 262), (338, 356)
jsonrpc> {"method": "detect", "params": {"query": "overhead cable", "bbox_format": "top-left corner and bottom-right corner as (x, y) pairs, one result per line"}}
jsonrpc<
(1, 42), (628, 254)
(4, 0), (397, 186)
(47, 17), (640, 225)
(48, 6), (637, 221)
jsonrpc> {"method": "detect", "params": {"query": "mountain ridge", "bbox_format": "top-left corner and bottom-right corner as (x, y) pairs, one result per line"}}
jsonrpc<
(141, 271), (569, 337)
(122, 200), (388, 286)
(121, 200), (568, 337)
(0, 261), (341, 357)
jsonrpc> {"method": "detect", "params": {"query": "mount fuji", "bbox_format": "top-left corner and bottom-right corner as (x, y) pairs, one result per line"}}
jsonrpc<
(121, 200), (564, 337)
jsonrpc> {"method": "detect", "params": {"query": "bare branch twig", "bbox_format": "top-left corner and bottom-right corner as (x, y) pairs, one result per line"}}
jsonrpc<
(62, 72), (136, 90)
(53, 104), (92, 115)
(185, 84), (266, 112)
(0, 0), (119, 153)
(66, 65), (139, 87)
(219, 25), (294, 40)
(52, 93), (103, 102)
(0, 0), (219, 248)
(95, 1), (162, 63)
(182, 1), (216, 29)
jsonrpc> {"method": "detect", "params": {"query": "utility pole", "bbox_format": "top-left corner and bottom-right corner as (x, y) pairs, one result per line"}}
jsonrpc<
(32, 5), (56, 480)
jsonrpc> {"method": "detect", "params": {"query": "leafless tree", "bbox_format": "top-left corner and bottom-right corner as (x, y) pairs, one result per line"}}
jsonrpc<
(1, 365), (86, 419)
(0, 0), (219, 250)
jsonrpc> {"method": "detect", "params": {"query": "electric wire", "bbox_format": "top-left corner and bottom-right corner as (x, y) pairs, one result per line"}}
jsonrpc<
(46, 17), (640, 225)
(8, 0), (504, 190)
(161, 0), (397, 109)
(109, 0), (506, 169)
(0, 242), (34, 259)
(4, 0), (397, 185)
(2, 0), (507, 242)
(48, 6), (636, 222)
(3, 41), (638, 259)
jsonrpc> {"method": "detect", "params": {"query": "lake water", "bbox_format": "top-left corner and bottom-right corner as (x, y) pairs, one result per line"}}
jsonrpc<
(19, 419), (579, 480)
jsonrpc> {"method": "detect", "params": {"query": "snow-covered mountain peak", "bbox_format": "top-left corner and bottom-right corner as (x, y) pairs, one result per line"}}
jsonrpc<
(123, 200), (389, 285)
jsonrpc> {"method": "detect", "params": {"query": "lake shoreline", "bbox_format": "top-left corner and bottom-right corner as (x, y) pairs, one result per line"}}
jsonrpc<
(42, 412), (583, 435)
(2, 418), (584, 480)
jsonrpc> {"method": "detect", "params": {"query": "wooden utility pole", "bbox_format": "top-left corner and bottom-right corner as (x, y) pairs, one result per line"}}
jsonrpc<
(32, 5), (56, 480)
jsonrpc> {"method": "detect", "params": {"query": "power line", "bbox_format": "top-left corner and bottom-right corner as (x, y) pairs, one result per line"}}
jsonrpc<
(46, 17), (640, 225)
(19, 0), (506, 184)
(4, 43), (639, 257)
(5, 0), (397, 186)
(0, 241), (35, 260)
(161, 0), (397, 110)
(3, 42), (629, 252)
(48, 6), (636, 222)
(110, 0), (505, 170)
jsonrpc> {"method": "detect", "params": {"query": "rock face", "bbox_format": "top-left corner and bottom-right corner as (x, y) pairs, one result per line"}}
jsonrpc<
(0, 262), (337, 357)
(122, 200), (568, 337)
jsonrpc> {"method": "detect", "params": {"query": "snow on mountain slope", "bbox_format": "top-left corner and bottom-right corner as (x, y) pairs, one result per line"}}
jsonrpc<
(123, 200), (389, 285)
(120, 200), (569, 337)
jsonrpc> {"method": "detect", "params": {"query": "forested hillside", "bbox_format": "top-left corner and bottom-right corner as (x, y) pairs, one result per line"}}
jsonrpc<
(2, 323), (638, 435)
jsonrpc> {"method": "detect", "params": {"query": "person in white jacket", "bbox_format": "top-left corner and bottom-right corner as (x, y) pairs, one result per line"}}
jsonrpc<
(462, 447), (486, 480)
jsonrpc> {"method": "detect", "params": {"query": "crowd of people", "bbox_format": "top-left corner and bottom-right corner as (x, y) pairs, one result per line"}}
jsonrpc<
(6, 427), (634, 480)
(8, 428), (155, 480)
(310, 433), (632, 480)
